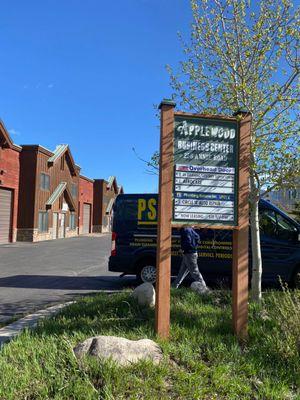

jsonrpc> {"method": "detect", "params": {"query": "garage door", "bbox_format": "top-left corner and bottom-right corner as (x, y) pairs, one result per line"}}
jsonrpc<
(83, 203), (91, 234)
(0, 189), (12, 244)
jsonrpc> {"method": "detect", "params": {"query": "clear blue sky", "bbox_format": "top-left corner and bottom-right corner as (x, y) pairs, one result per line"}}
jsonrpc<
(0, 0), (192, 193)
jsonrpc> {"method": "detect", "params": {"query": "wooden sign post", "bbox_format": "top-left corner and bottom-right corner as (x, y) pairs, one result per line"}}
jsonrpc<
(155, 100), (176, 339)
(232, 111), (251, 339)
(155, 99), (251, 340)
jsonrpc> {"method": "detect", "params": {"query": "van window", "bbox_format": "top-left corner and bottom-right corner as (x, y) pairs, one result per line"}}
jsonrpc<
(260, 208), (297, 241)
(276, 213), (297, 241)
(260, 209), (277, 238)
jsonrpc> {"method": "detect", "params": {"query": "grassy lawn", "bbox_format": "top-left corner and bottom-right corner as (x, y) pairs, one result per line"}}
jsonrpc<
(0, 289), (299, 400)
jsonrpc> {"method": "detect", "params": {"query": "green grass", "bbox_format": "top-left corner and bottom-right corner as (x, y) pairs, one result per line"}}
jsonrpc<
(0, 289), (299, 399)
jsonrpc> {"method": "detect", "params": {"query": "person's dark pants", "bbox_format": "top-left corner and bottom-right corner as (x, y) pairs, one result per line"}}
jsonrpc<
(173, 252), (207, 289)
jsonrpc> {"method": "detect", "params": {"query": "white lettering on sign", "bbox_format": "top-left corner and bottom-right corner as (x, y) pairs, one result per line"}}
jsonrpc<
(177, 120), (236, 140)
(175, 178), (234, 188)
(178, 140), (234, 154)
(173, 163), (236, 223)
(175, 171), (234, 180)
(174, 212), (234, 221)
(174, 198), (234, 207)
(176, 164), (235, 174)
(175, 206), (234, 214)
(175, 184), (234, 194)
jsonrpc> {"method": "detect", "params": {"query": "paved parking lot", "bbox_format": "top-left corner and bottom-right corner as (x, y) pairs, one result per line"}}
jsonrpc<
(0, 235), (134, 323)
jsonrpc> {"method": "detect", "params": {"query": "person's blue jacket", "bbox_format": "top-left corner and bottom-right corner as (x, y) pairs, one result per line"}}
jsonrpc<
(180, 227), (200, 254)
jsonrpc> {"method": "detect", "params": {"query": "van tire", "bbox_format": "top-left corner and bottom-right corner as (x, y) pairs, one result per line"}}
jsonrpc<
(291, 266), (300, 289)
(136, 262), (157, 285)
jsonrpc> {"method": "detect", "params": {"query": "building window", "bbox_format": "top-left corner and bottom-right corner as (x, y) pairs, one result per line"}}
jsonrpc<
(40, 173), (50, 190)
(38, 211), (48, 232)
(69, 212), (76, 230)
(61, 156), (65, 170)
(71, 183), (77, 198)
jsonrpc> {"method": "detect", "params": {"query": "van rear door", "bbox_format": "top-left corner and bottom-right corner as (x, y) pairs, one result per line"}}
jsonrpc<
(259, 206), (300, 283)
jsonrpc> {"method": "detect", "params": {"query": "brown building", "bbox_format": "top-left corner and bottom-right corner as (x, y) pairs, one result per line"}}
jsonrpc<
(93, 176), (123, 233)
(17, 144), (80, 242)
(1, 117), (124, 242)
(79, 175), (94, 234)
(0, 121), (21, 243)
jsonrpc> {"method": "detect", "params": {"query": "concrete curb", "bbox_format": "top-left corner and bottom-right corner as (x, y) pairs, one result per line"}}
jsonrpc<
(0, 301), (74, 347)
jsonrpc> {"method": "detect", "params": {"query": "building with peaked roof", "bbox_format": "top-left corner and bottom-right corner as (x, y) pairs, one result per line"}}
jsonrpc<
(0, 121), (21, 243)
(79, 175), (94, 234)
(0, 118), (124, 242)
(79, 175), (124, 234)
(93, 176), (124, 233)
(17, 143), (80, 242)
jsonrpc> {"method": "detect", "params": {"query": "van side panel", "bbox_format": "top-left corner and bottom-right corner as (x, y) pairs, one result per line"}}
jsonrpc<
(109, 194), (233, 282)
(109, 194), (300, 285)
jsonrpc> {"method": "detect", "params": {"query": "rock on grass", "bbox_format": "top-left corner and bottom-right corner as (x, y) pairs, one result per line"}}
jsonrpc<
(73, 336), (163, 366)
(132, 283), (156, 307)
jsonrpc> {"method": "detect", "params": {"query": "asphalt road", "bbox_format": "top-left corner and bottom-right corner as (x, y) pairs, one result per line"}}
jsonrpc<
(0, 235), (134, 323)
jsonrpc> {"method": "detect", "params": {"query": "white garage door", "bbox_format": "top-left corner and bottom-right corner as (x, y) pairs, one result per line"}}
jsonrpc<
(0, 189), (12, 244)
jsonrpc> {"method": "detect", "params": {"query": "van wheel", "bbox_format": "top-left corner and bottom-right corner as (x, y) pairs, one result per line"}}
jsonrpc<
(137, 263), (156, 284)
(292, 267), (300, 289)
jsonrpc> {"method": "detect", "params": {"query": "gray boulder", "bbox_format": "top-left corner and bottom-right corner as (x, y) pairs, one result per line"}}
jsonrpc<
(132, 282), (155, 307)
(73, 335), (163, 366)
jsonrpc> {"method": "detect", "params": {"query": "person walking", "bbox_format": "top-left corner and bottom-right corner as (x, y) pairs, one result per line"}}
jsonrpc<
(172, 225), (209, 292)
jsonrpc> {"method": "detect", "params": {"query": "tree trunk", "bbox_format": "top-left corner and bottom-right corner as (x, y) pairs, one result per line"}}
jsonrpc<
(249, 178), (262, 302)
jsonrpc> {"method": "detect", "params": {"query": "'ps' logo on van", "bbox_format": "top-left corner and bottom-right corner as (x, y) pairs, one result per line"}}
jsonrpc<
(138, 198), (157, 225)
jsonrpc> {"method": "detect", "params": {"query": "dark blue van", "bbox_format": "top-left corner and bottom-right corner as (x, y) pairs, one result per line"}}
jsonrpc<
(108, 194), (300, 287)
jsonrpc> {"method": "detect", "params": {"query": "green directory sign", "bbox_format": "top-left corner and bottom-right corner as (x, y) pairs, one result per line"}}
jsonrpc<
(173, 115), (239, 226)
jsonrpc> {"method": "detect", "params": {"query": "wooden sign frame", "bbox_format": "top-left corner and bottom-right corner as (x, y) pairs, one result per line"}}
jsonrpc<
(155, 99), (251, 339)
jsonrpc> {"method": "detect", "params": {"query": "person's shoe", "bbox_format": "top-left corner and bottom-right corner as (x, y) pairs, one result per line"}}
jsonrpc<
(191, 281), (211, 295)
(202, 287), (212, 295)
